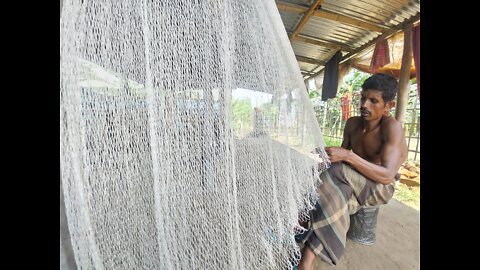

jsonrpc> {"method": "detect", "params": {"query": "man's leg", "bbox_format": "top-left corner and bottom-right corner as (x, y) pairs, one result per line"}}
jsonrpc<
(299, 163), (355, 266)
(298, 246), (315, 270)
(340, 163), (395, 207)
(297, 163), (396, 268)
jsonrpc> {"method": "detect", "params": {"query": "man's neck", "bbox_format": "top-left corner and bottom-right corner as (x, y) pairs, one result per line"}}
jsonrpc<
(362, 115), (384, 132)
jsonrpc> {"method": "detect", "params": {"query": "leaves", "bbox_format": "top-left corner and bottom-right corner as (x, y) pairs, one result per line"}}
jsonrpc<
(308, 90), (320, 99)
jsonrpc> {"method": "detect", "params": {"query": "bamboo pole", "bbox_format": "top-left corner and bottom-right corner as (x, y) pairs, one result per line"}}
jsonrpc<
(394, 26), (413, 127)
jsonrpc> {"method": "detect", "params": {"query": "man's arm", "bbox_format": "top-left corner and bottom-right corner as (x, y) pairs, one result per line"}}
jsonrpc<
(326, 119), (407, 185)
(340, 117), (353, 150)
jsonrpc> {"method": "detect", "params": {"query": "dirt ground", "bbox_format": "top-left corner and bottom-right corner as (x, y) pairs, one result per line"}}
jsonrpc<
(310, 199), (420, 270)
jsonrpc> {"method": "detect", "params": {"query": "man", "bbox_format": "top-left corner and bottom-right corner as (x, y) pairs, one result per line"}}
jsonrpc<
(298, 73), (407, 270)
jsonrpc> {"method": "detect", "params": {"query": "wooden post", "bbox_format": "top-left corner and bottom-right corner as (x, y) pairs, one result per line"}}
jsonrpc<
(395, 26), (413, 127)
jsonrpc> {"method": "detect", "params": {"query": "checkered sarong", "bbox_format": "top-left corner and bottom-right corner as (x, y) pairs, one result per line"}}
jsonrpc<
(301, 163), (396, 265)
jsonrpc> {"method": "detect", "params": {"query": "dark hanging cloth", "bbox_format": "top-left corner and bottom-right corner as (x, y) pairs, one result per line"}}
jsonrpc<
(322, 51), (342, 101)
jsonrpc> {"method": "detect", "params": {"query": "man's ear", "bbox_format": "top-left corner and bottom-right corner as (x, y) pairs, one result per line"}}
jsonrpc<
(383, 101), (395, 116)
(386, 100), (395, 110)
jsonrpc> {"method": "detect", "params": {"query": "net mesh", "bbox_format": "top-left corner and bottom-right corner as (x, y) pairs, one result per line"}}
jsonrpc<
(60, 0), (330, 269)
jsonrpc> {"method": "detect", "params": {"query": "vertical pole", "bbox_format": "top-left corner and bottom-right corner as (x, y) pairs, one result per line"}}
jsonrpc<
(395, 26), (413, 127)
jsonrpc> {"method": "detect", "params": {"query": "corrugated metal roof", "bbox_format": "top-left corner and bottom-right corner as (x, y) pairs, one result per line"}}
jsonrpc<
(291, 41), (337, 61)
(321, 0), (419, 28)
(275, 0), (420, 79)
(301, 16), (380, 47)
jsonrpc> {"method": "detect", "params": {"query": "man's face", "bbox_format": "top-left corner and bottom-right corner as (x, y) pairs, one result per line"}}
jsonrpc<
(359, 89), (392, 121)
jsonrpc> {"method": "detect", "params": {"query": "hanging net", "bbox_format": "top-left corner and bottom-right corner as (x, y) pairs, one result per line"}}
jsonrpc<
(60, 0), (330, 269)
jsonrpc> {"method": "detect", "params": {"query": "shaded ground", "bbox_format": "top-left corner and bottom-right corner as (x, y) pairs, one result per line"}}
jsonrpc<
(310, 199), (419, 270)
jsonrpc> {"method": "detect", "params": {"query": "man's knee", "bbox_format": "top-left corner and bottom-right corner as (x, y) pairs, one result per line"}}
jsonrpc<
(321, 163), (352, 187)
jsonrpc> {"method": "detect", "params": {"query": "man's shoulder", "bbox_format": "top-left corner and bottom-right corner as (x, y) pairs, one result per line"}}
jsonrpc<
(381, 116), (405, 137)
(381, 116), (402, 128)
(347, 116), (362, 124)
(342, 117), (363, 138)
(345, 116), (364, 129)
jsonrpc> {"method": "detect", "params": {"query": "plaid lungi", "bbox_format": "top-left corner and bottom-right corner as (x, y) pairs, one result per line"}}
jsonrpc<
(301, 162), (396, 265)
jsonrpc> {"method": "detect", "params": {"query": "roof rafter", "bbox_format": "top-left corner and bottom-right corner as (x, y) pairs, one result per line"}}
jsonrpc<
(296, 55), (326, 66)
(300, 69), (315, 75)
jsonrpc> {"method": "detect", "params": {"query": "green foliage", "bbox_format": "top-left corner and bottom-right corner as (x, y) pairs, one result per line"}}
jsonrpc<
(262, 102), (278, 115)
(339, 69), (370, 96)
(308, 90), (320, 99)
(232, 99), (253, 133)
(324, 137), (342, 147)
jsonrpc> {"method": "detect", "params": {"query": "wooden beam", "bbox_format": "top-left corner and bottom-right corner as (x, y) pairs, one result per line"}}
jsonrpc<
(277, 1), (387, 33)
(289, 0), (324, 40)
(395, 26), (413, 127)
(295, 35), (353, 52)
(296, 55), (326, 66)
(300, 69), (316, 75)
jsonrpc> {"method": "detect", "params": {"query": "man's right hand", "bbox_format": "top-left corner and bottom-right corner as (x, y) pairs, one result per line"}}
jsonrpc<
(325, 146), (352, 163)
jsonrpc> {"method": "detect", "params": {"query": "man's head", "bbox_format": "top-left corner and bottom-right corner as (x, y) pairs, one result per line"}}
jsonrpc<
(359, 73), (398, 120)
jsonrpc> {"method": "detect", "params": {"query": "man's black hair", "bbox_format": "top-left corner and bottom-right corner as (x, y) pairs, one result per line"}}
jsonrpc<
(361, 73), (399, 102)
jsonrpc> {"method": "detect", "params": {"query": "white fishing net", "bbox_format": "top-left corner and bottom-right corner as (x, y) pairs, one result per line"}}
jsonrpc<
(60, 0), (330, 269)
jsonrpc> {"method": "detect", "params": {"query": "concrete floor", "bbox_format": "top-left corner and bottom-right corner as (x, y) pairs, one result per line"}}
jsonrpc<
(311, 199), (420, 270)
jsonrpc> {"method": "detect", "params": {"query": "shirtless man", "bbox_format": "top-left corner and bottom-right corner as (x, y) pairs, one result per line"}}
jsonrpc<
(298, 73), (407, 270)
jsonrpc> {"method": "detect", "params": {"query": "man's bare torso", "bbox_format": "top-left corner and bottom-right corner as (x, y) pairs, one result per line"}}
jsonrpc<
(345, 115), (395, 165)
